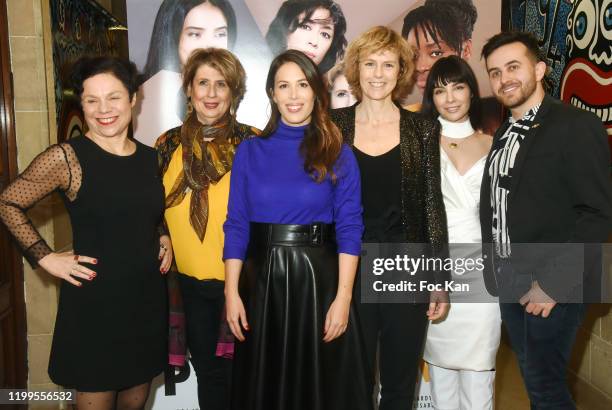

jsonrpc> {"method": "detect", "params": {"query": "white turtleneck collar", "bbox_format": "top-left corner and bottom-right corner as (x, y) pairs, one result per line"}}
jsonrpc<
(437, 116), (475, 139)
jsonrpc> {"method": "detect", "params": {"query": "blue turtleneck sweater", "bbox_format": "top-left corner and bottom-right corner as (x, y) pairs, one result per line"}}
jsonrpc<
(223, 120), (363, 260)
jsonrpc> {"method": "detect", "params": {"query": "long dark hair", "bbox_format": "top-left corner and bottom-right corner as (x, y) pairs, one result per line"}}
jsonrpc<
(265, 0), (347, 74)
(421, 55), (482, 129)
(142, 0), (237, 83)
(262, 50), (342, 183)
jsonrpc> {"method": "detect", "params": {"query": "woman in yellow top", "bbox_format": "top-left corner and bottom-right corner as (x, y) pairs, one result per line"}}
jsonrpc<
(155, 47), (259, 410)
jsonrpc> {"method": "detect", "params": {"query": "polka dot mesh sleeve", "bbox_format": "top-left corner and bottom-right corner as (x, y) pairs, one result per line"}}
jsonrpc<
(0, 143), (81, 267)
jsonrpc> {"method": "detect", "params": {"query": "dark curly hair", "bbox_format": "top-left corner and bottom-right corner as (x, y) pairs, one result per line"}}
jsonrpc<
(265, 0), (347, 74)
(70, 55), (139, 105)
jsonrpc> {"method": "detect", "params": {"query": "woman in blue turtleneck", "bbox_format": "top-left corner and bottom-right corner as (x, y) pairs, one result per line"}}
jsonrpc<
(223, 50), (371, 410)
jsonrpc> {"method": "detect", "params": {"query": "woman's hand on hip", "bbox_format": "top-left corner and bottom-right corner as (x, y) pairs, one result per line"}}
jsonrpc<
(158, 235), (173, 274)
(226, 291), (249, 342)
(323, 295), (351, 343)
(38, 251), (97, 287)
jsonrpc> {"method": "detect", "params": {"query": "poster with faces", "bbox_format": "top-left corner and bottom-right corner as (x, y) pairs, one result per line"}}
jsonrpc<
(127, 0), (501, 147)
(127, 1), (501, 409)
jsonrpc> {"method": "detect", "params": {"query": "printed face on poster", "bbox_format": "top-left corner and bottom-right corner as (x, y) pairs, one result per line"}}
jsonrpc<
(127, 0), (501, 147)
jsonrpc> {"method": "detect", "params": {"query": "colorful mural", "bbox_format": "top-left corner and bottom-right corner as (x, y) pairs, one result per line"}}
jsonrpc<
(561, 0), (611, 136)
(505, 0), (611, 143)
(49, 0), (123, 141)
(504, 0), (573, 97)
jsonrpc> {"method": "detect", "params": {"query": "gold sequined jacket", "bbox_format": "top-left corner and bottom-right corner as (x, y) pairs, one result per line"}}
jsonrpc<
(331, 104), (450, 287)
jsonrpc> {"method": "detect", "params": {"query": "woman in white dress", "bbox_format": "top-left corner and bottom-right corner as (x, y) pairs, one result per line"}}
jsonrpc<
(420, 55), (502, 410)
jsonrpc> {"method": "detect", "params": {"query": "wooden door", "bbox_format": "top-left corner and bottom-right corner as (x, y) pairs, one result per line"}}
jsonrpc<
(0, 0), (27, 393)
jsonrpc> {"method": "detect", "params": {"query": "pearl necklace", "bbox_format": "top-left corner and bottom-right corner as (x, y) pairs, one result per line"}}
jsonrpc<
(438, 116), (475, 148)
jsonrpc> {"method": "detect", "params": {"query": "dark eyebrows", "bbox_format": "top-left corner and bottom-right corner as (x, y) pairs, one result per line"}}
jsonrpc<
(487, 60), (522, 73)
(81, 90), (123, 99)
(183, 25), (228, 31)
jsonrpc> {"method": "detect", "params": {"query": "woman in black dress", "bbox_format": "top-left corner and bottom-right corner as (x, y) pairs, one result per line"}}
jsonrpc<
(0, 56), (171, 409)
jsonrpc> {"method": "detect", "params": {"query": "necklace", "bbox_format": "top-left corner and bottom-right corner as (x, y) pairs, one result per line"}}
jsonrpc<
(438, 116), (475, 148)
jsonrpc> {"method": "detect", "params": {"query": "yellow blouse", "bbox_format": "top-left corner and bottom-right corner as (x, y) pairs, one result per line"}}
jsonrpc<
(163, 144), (229, 281)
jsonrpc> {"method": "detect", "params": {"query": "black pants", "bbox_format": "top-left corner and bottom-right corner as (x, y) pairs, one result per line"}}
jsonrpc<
(500, 303), (585, 410)
(178, 275), (231, 410)
(358, 300), (429, 410)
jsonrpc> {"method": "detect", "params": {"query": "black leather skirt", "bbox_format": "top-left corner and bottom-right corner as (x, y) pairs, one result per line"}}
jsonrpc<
(231, 223), (373, 410)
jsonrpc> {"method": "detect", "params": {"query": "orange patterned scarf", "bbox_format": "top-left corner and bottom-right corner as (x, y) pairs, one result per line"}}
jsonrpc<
(165, 111), (241, 241)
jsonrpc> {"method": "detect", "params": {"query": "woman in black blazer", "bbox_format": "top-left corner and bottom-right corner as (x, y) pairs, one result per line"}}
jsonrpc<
(330, 26), (449, 410)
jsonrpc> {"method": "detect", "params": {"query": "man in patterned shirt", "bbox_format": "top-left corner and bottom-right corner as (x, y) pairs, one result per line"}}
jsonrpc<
(480, 31), (611, 410)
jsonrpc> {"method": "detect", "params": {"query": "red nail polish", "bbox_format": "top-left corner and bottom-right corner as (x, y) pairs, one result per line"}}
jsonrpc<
(93, 259), (98, 264)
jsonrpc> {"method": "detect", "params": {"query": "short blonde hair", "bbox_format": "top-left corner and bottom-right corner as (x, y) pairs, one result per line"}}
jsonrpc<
(182, 48), (247, 113)
(344, 26), (415, 102)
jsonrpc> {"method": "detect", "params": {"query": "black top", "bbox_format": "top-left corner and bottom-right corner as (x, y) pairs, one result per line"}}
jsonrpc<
(353, 145), (404, 242)
(0, 135), (168, 390)
(331, 105), (450, 296)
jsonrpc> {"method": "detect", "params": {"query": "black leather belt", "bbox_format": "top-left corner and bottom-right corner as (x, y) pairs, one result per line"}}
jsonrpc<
(250, 222), (335, 246)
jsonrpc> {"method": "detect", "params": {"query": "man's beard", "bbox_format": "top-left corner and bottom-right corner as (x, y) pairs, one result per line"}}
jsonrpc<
(496, 77), (537, 109)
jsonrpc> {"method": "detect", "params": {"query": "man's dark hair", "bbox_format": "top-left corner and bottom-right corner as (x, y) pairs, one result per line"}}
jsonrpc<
(481, 31), (544, 62)
(402, 0), (477, 53)
(70, 56), (139, 104)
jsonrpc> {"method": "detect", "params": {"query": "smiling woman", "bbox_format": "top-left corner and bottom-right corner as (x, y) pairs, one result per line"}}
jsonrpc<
(80, 73), (136, 143)
(331, 26), (450, 409)
(0, 56), (172, 409)
(223, 49), (371, 410)
(420, 55), (500, 410)
(154, 47), (260, 410)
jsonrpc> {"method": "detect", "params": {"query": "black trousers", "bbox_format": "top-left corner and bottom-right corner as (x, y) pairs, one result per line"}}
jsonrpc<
(178, 274), (231, 410)
(357, 300), (429, 410)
